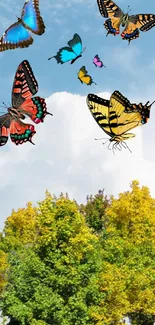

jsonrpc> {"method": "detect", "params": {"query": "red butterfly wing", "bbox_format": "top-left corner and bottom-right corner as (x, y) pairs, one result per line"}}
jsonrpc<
(20, 97), (52, 124)
(10, 119), (36, 145)
(0, 114), (12, 146)
(12, 60), (38, 108)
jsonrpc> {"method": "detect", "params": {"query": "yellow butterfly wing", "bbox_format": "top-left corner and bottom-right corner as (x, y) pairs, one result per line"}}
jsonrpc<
(111, 90), (153, 125)
(78, 67), (86, 81)
(109, 92), (143, 138)
(86, 94), (113, 137)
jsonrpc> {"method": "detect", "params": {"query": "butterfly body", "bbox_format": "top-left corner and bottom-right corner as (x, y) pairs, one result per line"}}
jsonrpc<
(86, 91), (153, 152)
(71, 54), (82, 65)
(0, 0), (45, 51)
(97, 0), (155, 43)
(0, 60), (52, 146)
(48, 33), (84, 64)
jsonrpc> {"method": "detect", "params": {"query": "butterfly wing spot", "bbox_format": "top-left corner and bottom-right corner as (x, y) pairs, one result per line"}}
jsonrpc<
(121, 25), (139, 43)
(20, 97), (52, 124)
(10, 121), (36, 145)
(104, 18), (120, 36)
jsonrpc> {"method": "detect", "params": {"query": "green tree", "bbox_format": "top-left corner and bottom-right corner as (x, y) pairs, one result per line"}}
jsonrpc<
(0, 249), (8, 294)
(79, 190), (109, 232)
(1, 182), (155, 325)
(0, 192), (103, 325)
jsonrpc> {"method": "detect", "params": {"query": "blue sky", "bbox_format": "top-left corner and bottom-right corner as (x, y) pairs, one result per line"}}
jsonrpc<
(0, 0), (155, 98)
(0, 0), (155, 230)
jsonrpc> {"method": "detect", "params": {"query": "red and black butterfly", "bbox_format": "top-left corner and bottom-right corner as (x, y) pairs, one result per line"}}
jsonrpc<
(0, 60), (52, 146)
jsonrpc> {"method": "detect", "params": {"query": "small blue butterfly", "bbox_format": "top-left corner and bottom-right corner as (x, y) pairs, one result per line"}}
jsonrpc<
(0, 0), (45, 52)
(48, 33), (86, 64)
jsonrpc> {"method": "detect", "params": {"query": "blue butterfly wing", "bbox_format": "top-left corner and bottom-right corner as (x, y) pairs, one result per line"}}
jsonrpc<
(68, 33), (82, 56)
(0, 22), (33, 51)
(54, 47), (77, 64)
(21, 0), (45, 35)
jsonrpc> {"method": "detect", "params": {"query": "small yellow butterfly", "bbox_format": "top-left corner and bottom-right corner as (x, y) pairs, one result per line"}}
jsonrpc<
(78, 66), (97, 85)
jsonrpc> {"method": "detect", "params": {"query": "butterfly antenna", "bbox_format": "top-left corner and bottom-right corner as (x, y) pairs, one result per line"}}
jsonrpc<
(0, 103), (7, 112)
(48, 56), (55, 60)
(2, 101), (8, 108)
(93, 81), (97, 85)
(94, 137), (108, 141)
(127, 5), (131, 14)
(149, 100), (155, 107)
(82, 47), (86, 54)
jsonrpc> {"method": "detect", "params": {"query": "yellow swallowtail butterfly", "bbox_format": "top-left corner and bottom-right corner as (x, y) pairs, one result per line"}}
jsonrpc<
(86, 91), (154, 152)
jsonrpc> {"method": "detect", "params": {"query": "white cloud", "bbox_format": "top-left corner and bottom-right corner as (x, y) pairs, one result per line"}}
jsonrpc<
(0, 91), (155, 230)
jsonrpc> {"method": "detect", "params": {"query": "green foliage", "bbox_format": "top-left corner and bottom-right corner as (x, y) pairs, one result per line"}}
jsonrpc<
(0, 250), (8, 294)
(128, 313), (155, 325)
(1, 182), (155, 325)
(0, 192), (103, 325)
(79, 190), (109, 232)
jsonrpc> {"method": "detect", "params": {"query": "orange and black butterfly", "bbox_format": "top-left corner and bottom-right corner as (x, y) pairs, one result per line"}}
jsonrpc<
(97, 0), (155, 43)
(0, 60), (52, 146)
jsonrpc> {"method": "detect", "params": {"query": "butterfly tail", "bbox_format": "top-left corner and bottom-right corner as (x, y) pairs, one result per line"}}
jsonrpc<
(46, 111), (53, 116)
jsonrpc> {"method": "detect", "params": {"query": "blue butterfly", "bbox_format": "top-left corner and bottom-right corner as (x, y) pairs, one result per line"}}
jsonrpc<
(48, 33), (85, 64)
(0, 0), (45, 51)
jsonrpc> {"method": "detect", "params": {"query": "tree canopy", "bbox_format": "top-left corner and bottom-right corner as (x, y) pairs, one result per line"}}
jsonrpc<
(0, 182), (155, 325)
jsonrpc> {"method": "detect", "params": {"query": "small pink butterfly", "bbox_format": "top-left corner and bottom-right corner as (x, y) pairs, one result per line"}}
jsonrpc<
(93, 54), (106, 68)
